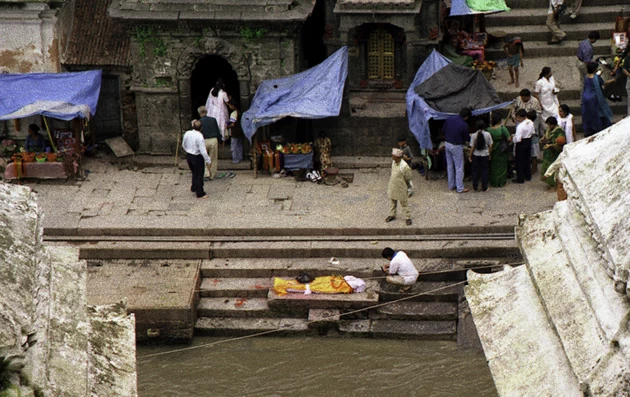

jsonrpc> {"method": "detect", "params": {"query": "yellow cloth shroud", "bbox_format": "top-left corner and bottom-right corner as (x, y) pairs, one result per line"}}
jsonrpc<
(273, 276), (354, 296)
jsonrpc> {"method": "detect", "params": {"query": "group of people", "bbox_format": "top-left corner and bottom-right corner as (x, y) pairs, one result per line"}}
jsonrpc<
(181, 78), (244, 199)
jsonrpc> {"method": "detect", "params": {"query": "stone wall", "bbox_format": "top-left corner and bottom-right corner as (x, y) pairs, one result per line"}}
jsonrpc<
(128, 25), (299, 154)
(0, 182), (137, 396)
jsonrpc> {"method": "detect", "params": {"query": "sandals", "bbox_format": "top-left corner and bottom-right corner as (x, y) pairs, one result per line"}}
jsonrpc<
(385, 216), (396, 222)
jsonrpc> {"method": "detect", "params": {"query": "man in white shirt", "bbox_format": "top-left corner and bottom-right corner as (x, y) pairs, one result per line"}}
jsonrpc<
(546, 0), (566, 45)
(512, 109), (535, 184)
(381, 247), (419, 292)
(182, 119), (212, 199)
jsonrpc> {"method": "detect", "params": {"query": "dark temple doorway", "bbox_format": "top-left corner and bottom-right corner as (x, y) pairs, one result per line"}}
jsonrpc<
(190, 55), (240, 118)
(301, 0), (327, 68)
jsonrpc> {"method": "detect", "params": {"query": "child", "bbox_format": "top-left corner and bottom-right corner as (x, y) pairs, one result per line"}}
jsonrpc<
(558, 104), (575, 144)
(468, 120), (493, 192)
(504, 36), (524, 88)
(227, 101), (243, 163)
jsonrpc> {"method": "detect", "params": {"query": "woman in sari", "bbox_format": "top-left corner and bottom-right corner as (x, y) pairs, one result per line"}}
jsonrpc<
(581, 62), (613, 137)
(487, 114), (511, 187)
(540, 116), (566, 188)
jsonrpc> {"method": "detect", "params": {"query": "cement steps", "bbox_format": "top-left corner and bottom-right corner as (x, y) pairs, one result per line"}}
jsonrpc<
(485, 6), (628, 27)
(485, 40), (611, 60)
(195, 317), (312, 337)
(199, 277), (271, 298)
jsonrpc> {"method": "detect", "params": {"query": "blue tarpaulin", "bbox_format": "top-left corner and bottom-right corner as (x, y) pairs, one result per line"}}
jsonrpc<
(242, 47), (348, 141)
(0, 70), (102, 121)
(449, 0), (509, 16)
(406, 50), (512, 150)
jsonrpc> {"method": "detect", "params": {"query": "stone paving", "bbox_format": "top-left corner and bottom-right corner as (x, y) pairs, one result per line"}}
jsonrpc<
(16, 154), (559, 235)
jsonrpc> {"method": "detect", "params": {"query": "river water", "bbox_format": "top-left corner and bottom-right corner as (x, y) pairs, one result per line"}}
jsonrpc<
(137, 337), (497, 397)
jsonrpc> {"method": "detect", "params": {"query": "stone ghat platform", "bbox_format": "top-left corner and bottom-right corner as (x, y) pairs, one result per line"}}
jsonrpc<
(85, 254), (512, 343)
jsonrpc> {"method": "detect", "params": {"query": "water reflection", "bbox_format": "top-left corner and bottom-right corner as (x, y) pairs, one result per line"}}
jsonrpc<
(137, 337), (497, 397)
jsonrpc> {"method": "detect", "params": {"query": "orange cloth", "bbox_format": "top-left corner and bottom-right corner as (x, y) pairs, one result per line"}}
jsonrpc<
(273, 276), (354, 296)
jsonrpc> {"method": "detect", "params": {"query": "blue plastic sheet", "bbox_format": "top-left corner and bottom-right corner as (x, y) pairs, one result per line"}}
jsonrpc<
(406, 50), (512, 150)
(449, 0), (508, 16)
(0, 70), (102, 120)
(242, 47), (348, 141)
(283, 152), (314, 171)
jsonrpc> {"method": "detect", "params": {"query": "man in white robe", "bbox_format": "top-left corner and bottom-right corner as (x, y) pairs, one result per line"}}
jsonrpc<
(386, 148), (413, 226)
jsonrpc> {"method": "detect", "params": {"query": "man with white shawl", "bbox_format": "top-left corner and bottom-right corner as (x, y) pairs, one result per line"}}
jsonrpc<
(386, 148), (413, 226)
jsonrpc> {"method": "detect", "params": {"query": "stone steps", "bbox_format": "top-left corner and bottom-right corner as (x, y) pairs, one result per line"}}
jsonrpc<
(372, 301), (458, 321)
(195, 317), (312, 336)
(485, 6), (628, 27)
(76, 239), (519, 260)
(485, 40), (610, 60)
(485, 21), (614, 43)
(506, 0), (625, 9)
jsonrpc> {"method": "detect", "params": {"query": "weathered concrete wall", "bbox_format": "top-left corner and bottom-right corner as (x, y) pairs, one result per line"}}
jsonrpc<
(0, 182), (137, 396)
(0, 1), (62, 73)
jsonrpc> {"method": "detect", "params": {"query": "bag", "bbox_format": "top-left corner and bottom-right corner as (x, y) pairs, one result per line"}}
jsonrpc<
(556, 4), (567, 17)
(296, 273), (313, 284)
(497, 140), (510, 153)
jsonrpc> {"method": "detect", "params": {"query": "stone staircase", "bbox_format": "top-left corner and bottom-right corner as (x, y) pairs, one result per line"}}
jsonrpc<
(484, 0), (630, 132)
(195, 255), (509, 340)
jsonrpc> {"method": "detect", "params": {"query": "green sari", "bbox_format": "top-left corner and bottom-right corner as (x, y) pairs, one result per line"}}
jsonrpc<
(487, 125), (511, 187)
(540, 126), (566, 187)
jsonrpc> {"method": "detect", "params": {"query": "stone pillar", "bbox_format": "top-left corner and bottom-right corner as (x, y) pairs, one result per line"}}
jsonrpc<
(132, 87), (180, 154)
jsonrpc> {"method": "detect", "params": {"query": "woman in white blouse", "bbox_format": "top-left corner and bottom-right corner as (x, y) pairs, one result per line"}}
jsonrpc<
(533, 67), (560, 121)
(558, 104), (575, 144)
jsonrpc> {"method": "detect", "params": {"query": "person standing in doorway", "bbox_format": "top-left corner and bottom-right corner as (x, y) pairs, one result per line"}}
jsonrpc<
(205, 78), (230, 141)
(381, 247), (419, 292)
(443, 107), (471, 193)
(546, 0), (566, 45)
(182, 120), (212, 199)
(386, 148), (413, 226)
(576, 31), (600, 90)
(198, 106), (221, 180)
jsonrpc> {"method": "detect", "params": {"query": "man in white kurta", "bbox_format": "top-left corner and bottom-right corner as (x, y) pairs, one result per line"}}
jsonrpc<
(382, 247), (419, 291)
(386, 148), (413, 226)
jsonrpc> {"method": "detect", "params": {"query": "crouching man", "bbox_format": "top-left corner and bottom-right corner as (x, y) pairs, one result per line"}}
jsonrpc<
(381, 247), (419, 292)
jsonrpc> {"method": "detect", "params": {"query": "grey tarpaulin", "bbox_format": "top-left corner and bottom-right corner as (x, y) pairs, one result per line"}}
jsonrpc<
(414, 63), (503, 114)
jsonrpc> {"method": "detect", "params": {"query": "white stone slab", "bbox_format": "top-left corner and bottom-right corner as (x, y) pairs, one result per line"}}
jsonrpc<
(466, 266), (582, 396)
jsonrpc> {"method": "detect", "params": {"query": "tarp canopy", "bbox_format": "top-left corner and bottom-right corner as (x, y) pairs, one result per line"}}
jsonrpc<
(406, 50), (512, 150)
(0, 70), (102, 121)
(241, 46), (348, 141)
(449, 0), (509, 16)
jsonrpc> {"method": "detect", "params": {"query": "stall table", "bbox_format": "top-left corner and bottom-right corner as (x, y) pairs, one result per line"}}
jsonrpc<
(283, 152), (313, 171)
(4, 162), (67, 180)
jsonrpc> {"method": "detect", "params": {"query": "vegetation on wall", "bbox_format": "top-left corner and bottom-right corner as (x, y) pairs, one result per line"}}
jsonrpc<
(240, 27), (267, 43)
(134, 27), (168, 57)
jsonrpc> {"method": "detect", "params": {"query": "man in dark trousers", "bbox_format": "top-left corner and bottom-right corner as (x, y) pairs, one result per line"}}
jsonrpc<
(182, 119), (212, 199)
(442, 107), (471, 193)
(198, 106), (221, 180)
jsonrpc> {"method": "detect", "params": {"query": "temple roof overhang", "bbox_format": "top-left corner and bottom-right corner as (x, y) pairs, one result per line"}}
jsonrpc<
(108, 0), (315, 23)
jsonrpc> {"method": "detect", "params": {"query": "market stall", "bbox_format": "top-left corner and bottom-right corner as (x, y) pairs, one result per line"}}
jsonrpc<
(0, 70), (102, 180)
(242, 47), (348, 177)
(406, 49), (512, 150)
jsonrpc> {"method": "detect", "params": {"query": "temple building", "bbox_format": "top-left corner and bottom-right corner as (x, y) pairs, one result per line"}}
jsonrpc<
(0, 0), (441, 156)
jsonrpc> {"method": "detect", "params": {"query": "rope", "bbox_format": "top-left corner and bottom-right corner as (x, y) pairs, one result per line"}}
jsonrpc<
(137, 280), (468, 360)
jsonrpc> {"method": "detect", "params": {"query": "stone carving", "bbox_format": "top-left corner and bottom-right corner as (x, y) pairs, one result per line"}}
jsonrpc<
(177, 37), (250, 80)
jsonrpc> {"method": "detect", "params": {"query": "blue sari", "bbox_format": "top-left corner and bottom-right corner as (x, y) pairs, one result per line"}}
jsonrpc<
(581, 75), (613, 137)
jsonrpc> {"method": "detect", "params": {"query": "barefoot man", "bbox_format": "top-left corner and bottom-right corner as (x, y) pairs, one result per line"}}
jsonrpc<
(381, 247), (419, 292)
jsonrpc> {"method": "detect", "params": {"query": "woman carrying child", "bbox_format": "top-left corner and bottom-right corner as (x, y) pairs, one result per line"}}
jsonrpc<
(469, 120), (493, 192)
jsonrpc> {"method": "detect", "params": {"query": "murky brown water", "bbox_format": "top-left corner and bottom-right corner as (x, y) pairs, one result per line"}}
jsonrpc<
(137, 337), (497, 397)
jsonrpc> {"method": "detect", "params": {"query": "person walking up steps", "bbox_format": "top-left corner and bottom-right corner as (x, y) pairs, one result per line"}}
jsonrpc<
(504, 36), (524, 88)
(546, 0), (567, 45)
